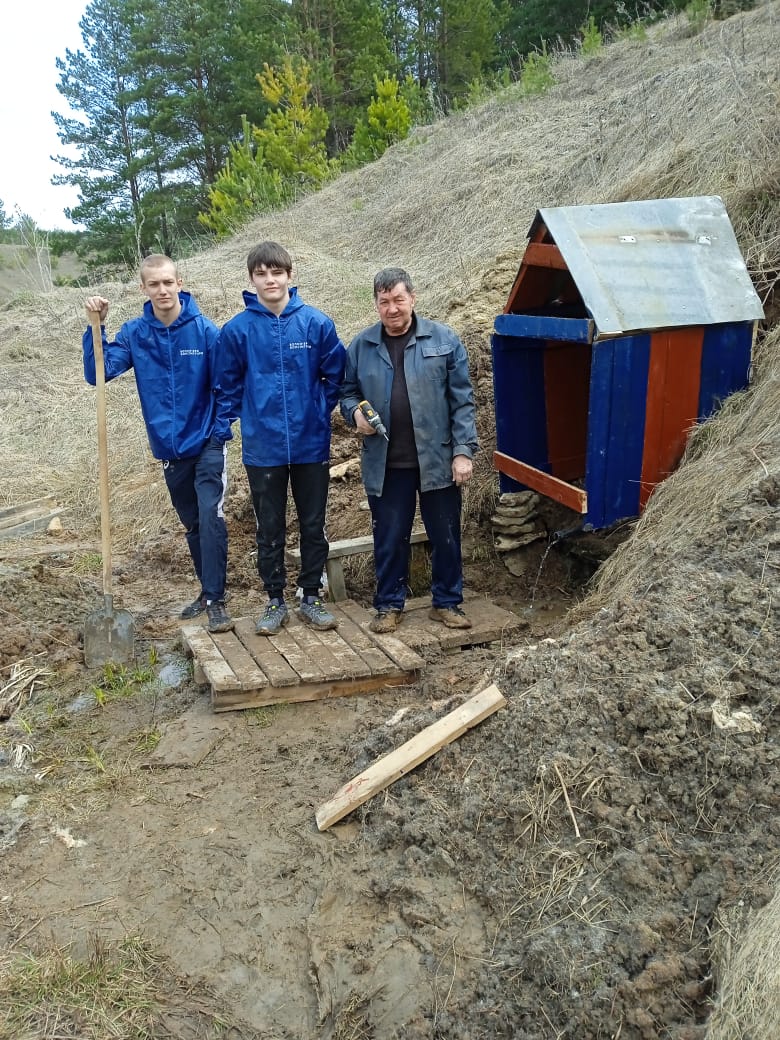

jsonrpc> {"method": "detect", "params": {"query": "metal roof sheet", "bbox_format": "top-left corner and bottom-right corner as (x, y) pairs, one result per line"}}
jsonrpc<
(533, 196), (764, 336)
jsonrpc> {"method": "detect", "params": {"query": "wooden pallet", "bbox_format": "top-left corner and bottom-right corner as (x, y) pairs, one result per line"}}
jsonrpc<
(181, 600), (425, 713)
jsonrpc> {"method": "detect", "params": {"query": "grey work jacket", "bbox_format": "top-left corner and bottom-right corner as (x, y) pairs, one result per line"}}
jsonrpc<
(340, 315), (478, 497)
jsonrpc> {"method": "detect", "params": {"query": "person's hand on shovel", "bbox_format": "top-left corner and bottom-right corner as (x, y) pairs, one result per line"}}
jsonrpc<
(85, 295), (109, 322)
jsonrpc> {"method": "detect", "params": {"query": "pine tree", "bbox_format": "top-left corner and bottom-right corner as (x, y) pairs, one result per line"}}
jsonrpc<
(345, 75), (411, 166)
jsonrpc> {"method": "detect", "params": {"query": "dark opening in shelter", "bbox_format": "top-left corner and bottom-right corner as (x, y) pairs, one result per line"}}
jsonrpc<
(491, 196), (765, 530)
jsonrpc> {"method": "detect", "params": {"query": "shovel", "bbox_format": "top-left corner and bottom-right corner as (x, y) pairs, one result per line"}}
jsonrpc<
(84, 313), (135, 668)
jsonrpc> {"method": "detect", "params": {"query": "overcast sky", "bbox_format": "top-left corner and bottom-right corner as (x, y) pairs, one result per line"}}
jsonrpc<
(1, 1), (88, 229)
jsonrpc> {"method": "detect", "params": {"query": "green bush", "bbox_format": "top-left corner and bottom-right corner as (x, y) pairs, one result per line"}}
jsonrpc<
(344, 76), (411, 168)
(520, 45), (555, 96)
(581, 15), (603, 56)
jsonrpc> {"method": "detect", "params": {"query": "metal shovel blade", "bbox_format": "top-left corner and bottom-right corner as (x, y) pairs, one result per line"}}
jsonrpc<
(84, 595), (135, 668)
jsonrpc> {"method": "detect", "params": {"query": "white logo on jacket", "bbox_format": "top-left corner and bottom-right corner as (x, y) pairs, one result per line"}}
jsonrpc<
(180, 349), (204, 357)
(288, 341), (312, 350)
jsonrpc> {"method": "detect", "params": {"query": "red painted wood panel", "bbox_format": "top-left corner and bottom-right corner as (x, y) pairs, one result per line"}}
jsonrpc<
(493, 451), (588, 513)
(639, 327), (704, 510)
(543, 341), (591, 481)
(504, 223), (549, 313)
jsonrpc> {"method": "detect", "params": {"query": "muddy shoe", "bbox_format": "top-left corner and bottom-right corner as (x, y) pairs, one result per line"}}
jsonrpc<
(180, 593), (207, 619)
(298, 596), (338, 631)
(207, 600), (234, 633)
(369, 609), (403, 634)
(256, 599), (289, 635)
(429, 605), (472, 629)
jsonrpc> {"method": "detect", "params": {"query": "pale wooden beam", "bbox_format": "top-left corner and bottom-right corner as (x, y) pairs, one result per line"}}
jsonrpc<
(315, 684), (507, 831)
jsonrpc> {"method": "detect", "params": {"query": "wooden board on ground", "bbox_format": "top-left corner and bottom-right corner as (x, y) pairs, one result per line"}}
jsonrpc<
(315, 683), (507, 830)
(0, 495), (65, 542)
(180, 600), (425, 713)
(143, 700), (233, 768)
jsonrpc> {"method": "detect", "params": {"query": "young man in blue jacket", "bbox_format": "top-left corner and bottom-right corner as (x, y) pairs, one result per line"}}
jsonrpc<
(340, 267), (478, 634)
(214, 241), (346, 634)
(83, 254), (233, 634)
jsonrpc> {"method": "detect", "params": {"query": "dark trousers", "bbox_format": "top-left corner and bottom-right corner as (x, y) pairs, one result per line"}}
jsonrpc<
(369, 467), (463, 612)
(163, 439), (229, 601)
(245, 462), (330, 599)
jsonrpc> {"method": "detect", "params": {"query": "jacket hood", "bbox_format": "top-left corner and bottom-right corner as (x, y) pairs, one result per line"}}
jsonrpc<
(140, 290), (202, 329)
(242, 284), (304, 317)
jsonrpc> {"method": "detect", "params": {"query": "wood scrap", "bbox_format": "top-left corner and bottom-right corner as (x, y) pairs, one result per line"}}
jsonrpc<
(315, 683), (507, 830)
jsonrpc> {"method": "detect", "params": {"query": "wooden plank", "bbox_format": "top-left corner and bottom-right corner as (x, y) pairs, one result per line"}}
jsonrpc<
(493, 451), (588, 514)
(233, 618), (300, 687)
(180, 624), (240, 692)
(504, 221), (548, 313)
(522, 241), (568, 270)
(327, 606), (401, 675)
(315, 684), (507, 830)
(0, 496), (56, 522)
(143, 702), (231, 767)
(325, 559), (348, 601)
(493, 313), (593, 344)
(209, 630), (268, 690)
(0, 510), (65, 542)
(212, 671), (417, 712)
(290, 529), (427, 561)
(284, 619), (355, 682)
(314, 626), (374, 679)
(639, 327), (703, 511)
(267, 620), (320, 682)
(338, 601), (425, 672)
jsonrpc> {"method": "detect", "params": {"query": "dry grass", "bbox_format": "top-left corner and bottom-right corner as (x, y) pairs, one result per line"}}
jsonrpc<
(706, 876), (780, 1039)
(0, 933), (244, 1039)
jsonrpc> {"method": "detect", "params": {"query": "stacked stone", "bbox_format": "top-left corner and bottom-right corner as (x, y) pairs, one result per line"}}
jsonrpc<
(491, 491), (545, 552)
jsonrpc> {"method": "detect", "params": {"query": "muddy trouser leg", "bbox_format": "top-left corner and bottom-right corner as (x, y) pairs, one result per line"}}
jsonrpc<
(163, 455), (202, 590)
(193, 439), (229, 601)
(290, 461), (330, 597)
(419, 482), (463, 608)
(368, 467), (417, 612)
(245, 464), (289, 599)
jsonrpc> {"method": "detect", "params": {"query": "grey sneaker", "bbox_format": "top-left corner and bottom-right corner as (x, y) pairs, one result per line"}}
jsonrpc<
(298, 596), (338, 631)
(369, 609), (403, 634)
(428, 605), (472, 630)
(256, 598), (289, 635)
(180, 593), (207, 619)
(207, 600), (234, 633)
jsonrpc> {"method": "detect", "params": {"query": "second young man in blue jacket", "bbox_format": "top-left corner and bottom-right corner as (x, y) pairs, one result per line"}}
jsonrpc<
(214, 242), (346, 634)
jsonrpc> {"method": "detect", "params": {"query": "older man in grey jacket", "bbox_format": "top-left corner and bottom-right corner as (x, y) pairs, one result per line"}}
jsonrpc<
(340, 267), (478, 634)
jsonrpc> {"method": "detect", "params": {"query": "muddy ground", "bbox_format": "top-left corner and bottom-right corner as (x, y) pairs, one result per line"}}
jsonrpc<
(1, 420), (778, 1040)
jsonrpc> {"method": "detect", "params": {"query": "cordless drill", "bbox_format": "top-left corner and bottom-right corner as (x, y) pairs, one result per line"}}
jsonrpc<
(358, 400), (389, 441)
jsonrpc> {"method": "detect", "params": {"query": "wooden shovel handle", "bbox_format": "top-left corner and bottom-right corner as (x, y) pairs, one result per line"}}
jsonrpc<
(89, 314), (113, 599)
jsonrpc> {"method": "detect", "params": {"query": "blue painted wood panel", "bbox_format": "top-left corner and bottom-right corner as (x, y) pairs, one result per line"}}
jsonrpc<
(585, 334), (650, 528)
(494, 313), (593, 343)
(698, 321), (753, 418)
(491, 333), (548, 493)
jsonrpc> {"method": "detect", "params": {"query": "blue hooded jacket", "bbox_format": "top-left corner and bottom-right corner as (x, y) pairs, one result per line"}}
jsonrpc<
(83, 291), (223, 461)
(214, 287), (346, 467)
